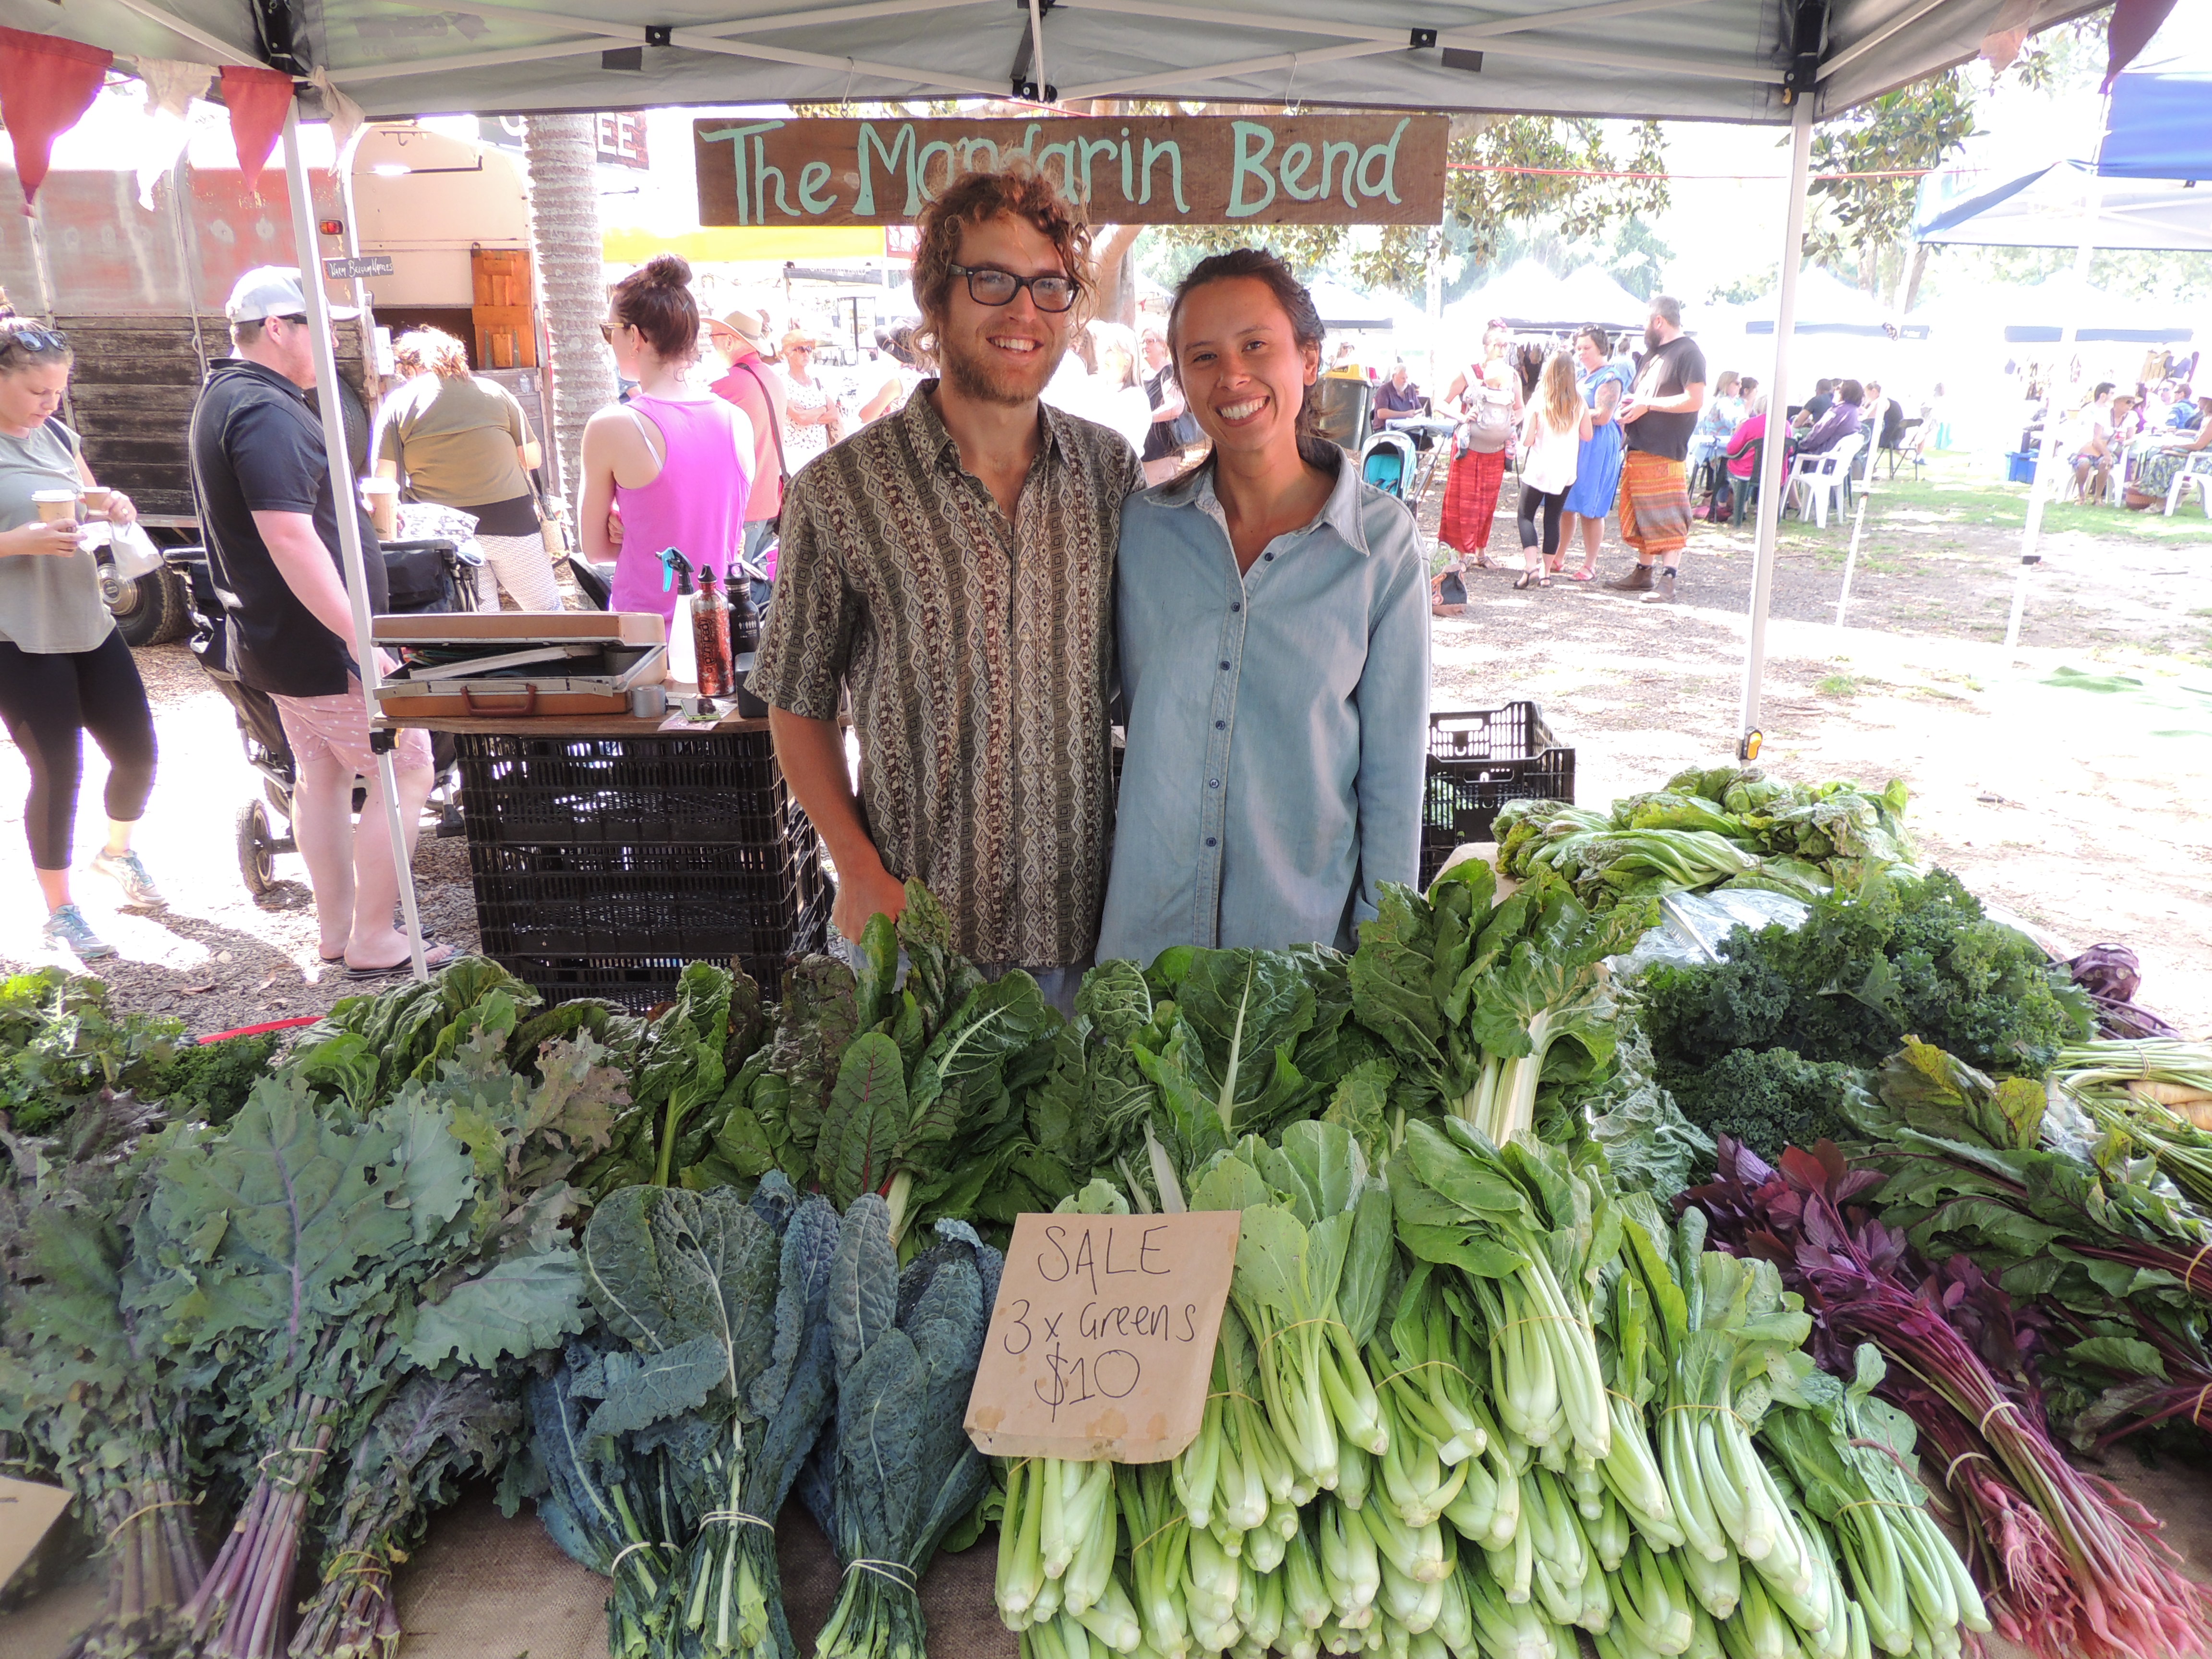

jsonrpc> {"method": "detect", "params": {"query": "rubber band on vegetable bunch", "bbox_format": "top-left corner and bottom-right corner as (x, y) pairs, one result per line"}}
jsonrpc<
(1685, 1136), (2212, 1659)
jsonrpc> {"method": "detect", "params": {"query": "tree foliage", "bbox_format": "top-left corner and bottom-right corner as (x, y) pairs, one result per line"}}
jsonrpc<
(1144, 116), (1669, 303)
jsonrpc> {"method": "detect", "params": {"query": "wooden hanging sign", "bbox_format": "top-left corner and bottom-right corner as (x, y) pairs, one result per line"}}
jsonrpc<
(694, 114), (1447, 228)
(965, 1210), (1240, 1463)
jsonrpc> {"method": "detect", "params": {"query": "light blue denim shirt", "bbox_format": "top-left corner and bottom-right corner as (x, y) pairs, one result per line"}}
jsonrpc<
(1096, 452), (1431, 964)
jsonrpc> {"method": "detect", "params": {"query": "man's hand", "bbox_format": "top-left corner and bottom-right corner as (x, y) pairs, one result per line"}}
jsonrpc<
(832, 854), (908, 945)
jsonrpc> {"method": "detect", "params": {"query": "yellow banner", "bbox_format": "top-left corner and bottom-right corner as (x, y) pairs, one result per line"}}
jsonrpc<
(603, 225), (887, 263)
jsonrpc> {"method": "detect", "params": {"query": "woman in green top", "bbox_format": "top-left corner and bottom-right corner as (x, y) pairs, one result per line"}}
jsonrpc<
(373, 327), (557, 610)
(0, 320), (161, 960)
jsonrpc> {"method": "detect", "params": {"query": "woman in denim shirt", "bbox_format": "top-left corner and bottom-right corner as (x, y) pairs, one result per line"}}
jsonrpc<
(1096, 250), (1430, 965)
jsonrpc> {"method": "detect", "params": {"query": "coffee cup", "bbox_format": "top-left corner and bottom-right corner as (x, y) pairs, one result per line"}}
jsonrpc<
(32, 489), (78, 525)
(360, 478), (400, 539)
(80, 486), (113, 518)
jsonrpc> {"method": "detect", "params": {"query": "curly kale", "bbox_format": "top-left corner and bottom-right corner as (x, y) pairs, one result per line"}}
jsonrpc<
(150, 1032), (278, 1126)
(1661, 1047), (1870, 1167)
(1641, 867), (2087, 1079)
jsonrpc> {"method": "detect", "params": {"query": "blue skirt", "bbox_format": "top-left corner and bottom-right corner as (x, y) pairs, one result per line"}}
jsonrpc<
(1564, 425), (1624, 517)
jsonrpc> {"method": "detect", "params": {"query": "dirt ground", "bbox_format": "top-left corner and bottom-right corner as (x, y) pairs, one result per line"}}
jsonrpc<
(1, 458), (2208, 1037)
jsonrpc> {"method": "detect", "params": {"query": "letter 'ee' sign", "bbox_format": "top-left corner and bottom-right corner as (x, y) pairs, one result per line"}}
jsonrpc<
(965, 1211), (1240, 1464)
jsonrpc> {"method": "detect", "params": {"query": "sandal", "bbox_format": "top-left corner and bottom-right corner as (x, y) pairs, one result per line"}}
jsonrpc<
(1512, 570), (1551, 591)
(1567, 567), (1597, 582)
(345, 942), (457, 980)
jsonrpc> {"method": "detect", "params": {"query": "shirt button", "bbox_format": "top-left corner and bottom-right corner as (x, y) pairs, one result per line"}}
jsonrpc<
(1219, 660), (1231, 671)
(1214, 720), (1226, 730)
(1205, 837), (1217, 847)
(1209, 779), (1220, 789)
(1263, 552), (1274, 561)
(1230, 602), (1241, 612)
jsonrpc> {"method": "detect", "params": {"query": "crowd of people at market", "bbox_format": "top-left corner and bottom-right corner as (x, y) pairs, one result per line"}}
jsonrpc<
(4, 155), (2208, 999)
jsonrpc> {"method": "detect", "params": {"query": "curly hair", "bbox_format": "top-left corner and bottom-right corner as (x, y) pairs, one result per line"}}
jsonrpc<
(394, 326), (470, 379)
(911, 166), (1094, 350)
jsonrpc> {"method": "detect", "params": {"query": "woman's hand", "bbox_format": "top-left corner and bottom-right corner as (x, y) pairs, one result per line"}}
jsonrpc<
(2, 520), (81, 557)
(103, 491), (136, 530)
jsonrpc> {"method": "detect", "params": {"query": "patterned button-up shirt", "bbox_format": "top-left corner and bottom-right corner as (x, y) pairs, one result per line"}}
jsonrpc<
(747, 382), (1143, 968)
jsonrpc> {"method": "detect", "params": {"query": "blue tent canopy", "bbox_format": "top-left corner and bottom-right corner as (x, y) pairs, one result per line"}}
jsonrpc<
(2099, 32), (2210, 181)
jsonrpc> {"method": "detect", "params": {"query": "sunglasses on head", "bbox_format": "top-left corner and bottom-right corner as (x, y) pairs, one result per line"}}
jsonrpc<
(0, 324), (70, 354)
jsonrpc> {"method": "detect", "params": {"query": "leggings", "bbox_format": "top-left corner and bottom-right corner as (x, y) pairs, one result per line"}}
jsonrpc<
(1517, 482), (1566, 561)
(0, 630), (157, 870)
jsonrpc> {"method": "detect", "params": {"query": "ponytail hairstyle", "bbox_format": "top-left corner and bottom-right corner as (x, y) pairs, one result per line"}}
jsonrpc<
(610, 252), (701, 365)
(394, 326), (470, 379)
(1166, 247), (1334, 472)
(1537, 350), (1580, 436)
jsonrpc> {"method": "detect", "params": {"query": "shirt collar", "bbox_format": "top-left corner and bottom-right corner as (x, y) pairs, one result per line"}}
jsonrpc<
(1151, 446), (1372, 556)
(900, 377), (1070, 471)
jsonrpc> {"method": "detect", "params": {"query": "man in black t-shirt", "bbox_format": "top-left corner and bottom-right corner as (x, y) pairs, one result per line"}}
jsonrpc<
(189, 266), (445, 979)
(1606, 295), (1707, 604)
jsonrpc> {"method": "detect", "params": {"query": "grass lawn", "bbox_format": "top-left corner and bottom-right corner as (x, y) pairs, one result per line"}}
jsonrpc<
(1870, 452), (2212, 546)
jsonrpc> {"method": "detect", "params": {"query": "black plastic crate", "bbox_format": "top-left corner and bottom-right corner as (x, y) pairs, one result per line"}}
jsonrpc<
(490, 882), (838, 1012)
(453, 733), (790, 845)
(451, 732), (826, 1005)
(1418, 704), (1575, 888)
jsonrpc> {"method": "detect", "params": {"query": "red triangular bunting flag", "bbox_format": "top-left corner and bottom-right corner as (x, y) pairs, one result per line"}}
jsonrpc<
(0, 26), (114, 210)
(220, 64), (293, 195)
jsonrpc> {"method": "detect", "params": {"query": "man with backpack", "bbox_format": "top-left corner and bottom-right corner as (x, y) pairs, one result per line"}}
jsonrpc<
(708, 306), (789, 560)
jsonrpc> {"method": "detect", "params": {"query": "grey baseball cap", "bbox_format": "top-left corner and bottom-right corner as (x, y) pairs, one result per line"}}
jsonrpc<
(225, 265), (360, 325)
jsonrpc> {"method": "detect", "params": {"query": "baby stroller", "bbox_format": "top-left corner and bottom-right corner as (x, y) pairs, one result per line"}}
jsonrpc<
(166, 540), (475, 895)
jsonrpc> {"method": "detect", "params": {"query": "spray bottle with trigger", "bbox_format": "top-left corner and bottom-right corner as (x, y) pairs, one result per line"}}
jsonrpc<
(658, 547), (698, 685)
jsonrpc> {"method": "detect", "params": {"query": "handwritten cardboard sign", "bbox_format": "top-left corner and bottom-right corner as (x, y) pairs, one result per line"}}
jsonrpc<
(694, 114), (1446, 228)
(0, 1475), (72, 1594)
(965, 1210), (1240, 1463)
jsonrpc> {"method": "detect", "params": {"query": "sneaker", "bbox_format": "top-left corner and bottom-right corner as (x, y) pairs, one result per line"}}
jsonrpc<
(42, 903), (115, 959)
(1603, 563), (1655, 592)
(1641, 568), (1679, 604)
(88, 847), (165, 909)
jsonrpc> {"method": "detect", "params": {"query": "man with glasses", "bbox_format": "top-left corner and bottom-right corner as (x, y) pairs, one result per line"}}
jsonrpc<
(188, 266), (444, 978)
(749, 169), (1142, 1008)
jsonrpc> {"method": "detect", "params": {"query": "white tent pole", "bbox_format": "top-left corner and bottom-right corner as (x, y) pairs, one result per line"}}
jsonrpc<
(279, 98), (429, 982)
(2005, 151), (2103, 654)
(1738, 92), (1815, 752)
(1833, 488), (1869, 626)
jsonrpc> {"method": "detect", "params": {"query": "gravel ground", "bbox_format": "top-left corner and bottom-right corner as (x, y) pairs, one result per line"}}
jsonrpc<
(0, 641), (483, 1035)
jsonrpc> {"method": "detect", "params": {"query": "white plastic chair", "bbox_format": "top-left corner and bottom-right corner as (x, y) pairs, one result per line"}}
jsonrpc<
(1787, 432), (1864, 529)
(2165, 450), (2212, 517)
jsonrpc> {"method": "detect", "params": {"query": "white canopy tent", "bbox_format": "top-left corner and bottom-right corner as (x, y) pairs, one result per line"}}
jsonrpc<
(1915, 157), (2212, 253)
(0, 0), (2113, 976)
(1444, 259), (1650, 336)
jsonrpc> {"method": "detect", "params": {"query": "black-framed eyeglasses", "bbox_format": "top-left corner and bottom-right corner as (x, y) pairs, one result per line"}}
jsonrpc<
(948, 263), (1080, 313)
(0, 325), (70, 353)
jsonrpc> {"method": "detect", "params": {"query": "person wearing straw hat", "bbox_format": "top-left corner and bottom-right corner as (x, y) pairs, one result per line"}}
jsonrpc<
(777, 329), (844, 468)
(709, 306), (789, 561)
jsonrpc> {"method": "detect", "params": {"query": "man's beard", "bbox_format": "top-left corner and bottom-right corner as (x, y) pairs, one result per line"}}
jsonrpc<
(1644, 322), (1665, 351)
(938, 329), (1062, 408)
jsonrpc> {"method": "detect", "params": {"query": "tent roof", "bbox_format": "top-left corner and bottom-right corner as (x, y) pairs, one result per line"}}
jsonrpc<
(1443, 258), (1605, 332)
(0, 0), (2103, 127)
(1915, 158), (2212, 252)
(1556, 264), (1648, 329)
(2098, 12), (2211, 181)
(1305, 279), (1401, 331)
(2001, 279), (2194, 344)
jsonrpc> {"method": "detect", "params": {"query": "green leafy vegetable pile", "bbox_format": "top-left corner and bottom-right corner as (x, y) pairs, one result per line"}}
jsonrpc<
(1637, 866), (2093, 1162)
(1496, 765), (1915, 910)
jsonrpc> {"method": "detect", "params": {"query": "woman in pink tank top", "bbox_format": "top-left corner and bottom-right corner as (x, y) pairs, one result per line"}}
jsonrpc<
(578, 254), (755, 618)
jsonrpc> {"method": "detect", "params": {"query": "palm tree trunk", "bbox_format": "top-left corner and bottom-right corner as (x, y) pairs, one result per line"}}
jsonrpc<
(522, 115), (614, 498)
